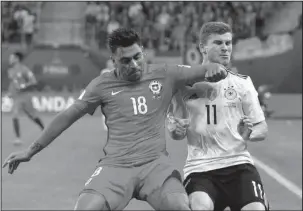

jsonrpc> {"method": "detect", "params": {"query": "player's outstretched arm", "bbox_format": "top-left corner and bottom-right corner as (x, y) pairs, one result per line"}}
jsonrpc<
(3, 77), (103, 174)
(2, 103), (88, 174)
(167, 63), (227, 88)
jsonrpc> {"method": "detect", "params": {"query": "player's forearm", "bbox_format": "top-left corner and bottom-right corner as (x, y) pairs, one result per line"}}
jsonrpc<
(26, 104), (86, 158)
(249, 121), (268, 142)
(177, 65), (208, 85)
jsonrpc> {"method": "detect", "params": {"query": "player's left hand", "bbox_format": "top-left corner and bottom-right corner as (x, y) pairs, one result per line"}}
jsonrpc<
(238, 116), (253, 140)
(2, 150), (31, 174)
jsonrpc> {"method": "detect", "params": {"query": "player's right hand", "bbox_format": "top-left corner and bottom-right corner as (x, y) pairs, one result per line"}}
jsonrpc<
(167, 114), (190, 140)
(2, 150), (31, 174)
(205, 63), (228, 82)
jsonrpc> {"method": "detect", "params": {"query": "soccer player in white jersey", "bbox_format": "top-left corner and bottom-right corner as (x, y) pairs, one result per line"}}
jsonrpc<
(167, 22), (269, 211)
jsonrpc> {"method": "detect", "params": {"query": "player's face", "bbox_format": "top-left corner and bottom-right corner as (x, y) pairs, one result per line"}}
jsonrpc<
(9, 54), (18, 65)
(112, 43), (145, 82)
(203, 33), (232, 66)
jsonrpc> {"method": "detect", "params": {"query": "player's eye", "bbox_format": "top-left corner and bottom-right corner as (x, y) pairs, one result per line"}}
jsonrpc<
(134, 54), (143, 61)
(214, 40), (222, 45)
(225, 41), (231, 46)
(121, 58), (131, 64)
(132, 52), (143, 61)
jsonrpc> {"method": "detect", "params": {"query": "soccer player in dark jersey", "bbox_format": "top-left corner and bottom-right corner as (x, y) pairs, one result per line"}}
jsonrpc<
(3, 28), (227, 210)
(6, 52), (44, 145)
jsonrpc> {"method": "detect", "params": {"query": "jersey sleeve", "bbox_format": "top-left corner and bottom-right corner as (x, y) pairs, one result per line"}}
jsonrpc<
(242, 77), (265, 124)
(74, 77), (103, 115)
(166, 64), (208, 92)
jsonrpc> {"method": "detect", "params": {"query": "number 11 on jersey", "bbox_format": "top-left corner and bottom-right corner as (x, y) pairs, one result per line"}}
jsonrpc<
(206, 104), (217, 124)
(130, 96), (148, 115)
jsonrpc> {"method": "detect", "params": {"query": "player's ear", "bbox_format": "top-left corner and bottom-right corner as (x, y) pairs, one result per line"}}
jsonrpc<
(141, 45), (146, 56)
(110, 55), (117, 67)
(199, 43), (207, 55)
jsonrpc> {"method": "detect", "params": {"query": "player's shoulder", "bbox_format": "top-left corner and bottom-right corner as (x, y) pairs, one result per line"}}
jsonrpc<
(88, 74), (107, 89)
(228, 71), (253, 85)
(228, 71), (249, 80)
(227, 71), (256, 92)
(100, 68), (115, 76)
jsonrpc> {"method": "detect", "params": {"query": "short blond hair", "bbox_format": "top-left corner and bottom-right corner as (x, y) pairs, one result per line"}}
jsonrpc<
(200, 22), (232, 45)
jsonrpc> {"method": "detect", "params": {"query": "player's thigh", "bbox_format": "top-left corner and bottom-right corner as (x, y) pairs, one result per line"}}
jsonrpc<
(228, 164), (268, 210)
(75, 192), (109, 210)
(80, 166), (135, 210)
(184, 172), (225, 211)
(138, 155), (188, 210)
(241, 202), (266, 210)
(22, 93), (37, 118)
(138, 155), (182, 199)
(189, 191), (214, 210)
(12, 96), (22, 117)
(146, 172), (190, 210)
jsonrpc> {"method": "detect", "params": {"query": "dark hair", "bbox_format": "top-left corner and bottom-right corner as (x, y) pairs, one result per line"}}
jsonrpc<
(13, 51), (24, 61)
(107, 28), (141, 53)
(200, 22), (232, 45)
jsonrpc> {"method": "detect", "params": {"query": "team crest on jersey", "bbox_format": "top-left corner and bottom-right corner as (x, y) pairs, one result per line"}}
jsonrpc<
(224, 86), (237, 100)
(149, 80), (162, 99)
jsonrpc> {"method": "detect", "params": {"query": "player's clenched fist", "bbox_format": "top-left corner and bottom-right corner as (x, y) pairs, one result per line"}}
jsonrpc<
(205, 63), (228, 82)
(2, 150), (31, 174)
(237, 116), (253, 140)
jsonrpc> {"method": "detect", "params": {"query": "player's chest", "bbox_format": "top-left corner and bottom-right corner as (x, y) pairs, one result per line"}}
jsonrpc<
(104, 79), (171, 117)
(186, 82), (244, 114)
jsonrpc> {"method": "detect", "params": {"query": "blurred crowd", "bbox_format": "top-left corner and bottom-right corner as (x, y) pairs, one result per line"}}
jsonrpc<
(1, 2), (39, 46)
(84, 1), (287, 51)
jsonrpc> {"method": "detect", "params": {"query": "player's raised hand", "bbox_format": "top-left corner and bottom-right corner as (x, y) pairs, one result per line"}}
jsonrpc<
(2, 150), (31, 174)
(237, 116), (253, 140)
(205, 63), (228, 82)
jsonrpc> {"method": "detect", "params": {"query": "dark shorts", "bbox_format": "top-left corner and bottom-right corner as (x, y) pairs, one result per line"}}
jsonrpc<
(81, 155), (183, 210)
(184, 163), (268, 211)
(12, 92), (36, 117)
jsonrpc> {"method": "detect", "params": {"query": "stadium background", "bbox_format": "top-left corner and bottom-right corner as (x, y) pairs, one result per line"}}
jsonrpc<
(1, 1), (302, 210)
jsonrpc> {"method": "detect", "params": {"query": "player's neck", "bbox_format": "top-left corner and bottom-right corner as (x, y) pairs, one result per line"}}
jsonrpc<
(202, 60), (229, 68)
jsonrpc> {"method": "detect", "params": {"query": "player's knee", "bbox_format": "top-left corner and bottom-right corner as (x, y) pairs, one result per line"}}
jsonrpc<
(241, 202), (266, 210)
(75, 192), (110, 211)
(189, 192), (214, 210)
(161, 193), (190, 210)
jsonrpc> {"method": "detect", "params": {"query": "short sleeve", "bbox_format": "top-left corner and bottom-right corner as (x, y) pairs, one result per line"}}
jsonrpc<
(75, 77), (103, 115)
(242, 77), (265, 124)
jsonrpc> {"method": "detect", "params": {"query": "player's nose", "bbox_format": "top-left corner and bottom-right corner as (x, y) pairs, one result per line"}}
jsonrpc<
(129, 59), (139, 68)
(221, 45), (228, 52)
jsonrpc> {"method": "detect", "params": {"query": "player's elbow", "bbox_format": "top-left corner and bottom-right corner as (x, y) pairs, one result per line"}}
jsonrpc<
(250, 121), (268, 142)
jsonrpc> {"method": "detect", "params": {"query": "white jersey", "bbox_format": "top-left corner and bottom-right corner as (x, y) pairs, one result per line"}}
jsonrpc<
(170, 72), (265, 179)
